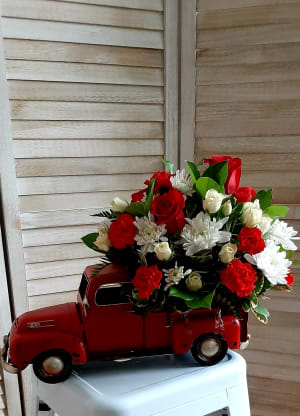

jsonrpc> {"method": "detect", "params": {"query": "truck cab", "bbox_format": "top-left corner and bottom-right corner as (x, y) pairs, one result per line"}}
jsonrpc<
(2, 264), (249, 384)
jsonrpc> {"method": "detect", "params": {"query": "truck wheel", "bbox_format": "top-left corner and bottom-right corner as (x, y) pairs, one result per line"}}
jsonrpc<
(32, 349), (72, 384)
(191, 333), (228, 366)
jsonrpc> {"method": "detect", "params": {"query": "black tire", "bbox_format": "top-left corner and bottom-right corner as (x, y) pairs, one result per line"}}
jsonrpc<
(191, 333), (228, 366)
(32, 349), (72, 384)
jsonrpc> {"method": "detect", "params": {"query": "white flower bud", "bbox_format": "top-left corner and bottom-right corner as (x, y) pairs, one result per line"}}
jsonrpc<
(154, 242), (172, 261)
(257, 214), (272, 235)
(222, 200), (232, 216)
(242, 199), (263, 228)
(219, 243), (237, 264)
(203, 189), (224, 214)
(111, 197), (128, 212)
(94, 228), (111, 252)
(186, 272), (203, 292)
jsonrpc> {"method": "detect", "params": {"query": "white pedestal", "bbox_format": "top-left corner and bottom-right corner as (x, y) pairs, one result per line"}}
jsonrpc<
(38, 351), (250, 416)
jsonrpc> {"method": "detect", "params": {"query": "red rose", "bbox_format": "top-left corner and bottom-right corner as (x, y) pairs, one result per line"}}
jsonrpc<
(108, 213), (137, 249)
(145, 171), (173, 194)
(150, 189), (185, 233)
(220, 259), (258, 297)
(132, 265), (162, 299)
(235, 187), (256, 203)
(237, 227), (266, 255)
(205, 155), (242, 194)
(131, 188), (147, 203)
(285, 270), (294, 288)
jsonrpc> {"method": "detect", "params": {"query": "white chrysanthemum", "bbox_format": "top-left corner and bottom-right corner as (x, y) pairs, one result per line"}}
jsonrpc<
(181, 212), (231, 256)
(163, 262), (192, 290)
(264, 219), (299, 251)
(170, 169), (194, 196)
(134, 214), (167, 254)
(245, 240), (292, 285)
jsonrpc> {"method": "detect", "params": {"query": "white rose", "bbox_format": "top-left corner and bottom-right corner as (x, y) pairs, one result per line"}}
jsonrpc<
(154, 242), (172, 261)
(257, 214), (272, 235)
(111, 197), (128, 212)
(222, 200), (232, 216)
(242, 199), (263, 228)
(219, 243), (237, 264)
(94, 227), (111, 252)
(203, 189), (224, 214)
(186, 272), (202, 292)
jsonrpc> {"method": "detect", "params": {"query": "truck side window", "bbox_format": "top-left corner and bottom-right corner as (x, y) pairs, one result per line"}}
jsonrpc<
(95, 283), (131, 306)
(79, 274), (88, 300)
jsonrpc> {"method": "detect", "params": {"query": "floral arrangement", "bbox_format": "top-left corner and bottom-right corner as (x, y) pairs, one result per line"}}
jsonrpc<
(82, 156), (299, 323)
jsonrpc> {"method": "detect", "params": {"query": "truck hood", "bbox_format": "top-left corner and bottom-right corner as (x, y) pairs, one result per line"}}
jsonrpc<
(16, 303), (75, 334)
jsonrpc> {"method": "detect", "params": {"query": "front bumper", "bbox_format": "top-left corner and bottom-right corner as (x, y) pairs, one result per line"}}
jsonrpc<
(1, 335), (19, 374)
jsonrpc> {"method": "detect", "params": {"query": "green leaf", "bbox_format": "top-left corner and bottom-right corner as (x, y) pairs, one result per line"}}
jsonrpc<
(81, 233), (101, 252)
(168, 287), (196, 302)
(202, 161), (228, 186)
(249, 290), (258, 308)
(293, 259), (300, 265)
(195, 177), (221, 198)
(242, 299), (251, 313)
(283, 249), (294, 260)
(261, 277), (272, 294)
(186, 290), (216, 310)
(186, 161), (200, 183)
(145, 178), (155, 209)
(162, 159), (175, 174)
(125, 202), (147, 217)
(265, 205), (289, 218)
(254, 189), (272, 210)
(251, 303), (270, 324)
(255, 276), (264, 295)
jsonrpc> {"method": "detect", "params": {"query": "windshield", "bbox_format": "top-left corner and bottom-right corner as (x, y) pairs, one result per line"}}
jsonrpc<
(79, 274), (88, 300)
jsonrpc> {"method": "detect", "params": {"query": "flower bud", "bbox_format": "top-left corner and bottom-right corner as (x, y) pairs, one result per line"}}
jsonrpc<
(154, 242), (172, 261)
(242, 199), (263, 228)
(94, 228), (111, 252)
(257, 214), (272, 235)
(111, 197), (128, 212)
(219, 243), (238, 264)
(222, 200), (232, 216)
(203, 189), (224, 214)
(186, 272), (202, 292)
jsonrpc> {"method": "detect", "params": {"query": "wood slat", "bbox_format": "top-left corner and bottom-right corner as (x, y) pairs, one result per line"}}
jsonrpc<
(196, 62), (300, 85)
(58, 0), (163, 11)
(13, 140), (164, 158)
(197, 43), (300, 66)
(2, 18), (164, 49)
(24, 243), (99, 263)
(197, 24), (300, 48)
(16, 156), (162, 177)
(17, 173), (149, 195)
(8, 81), (164, 104)
(196, 0), (297, 10)
(19, 190), (134, 212)
(2, 0), (163, 30)
(6, 61), (164, 86)
(197, 3), (300, 30)
(4, 39), (163, 68)
(23, 225), (97, 248)
(27, 275), (81, 296)
(29, 291), (77, 310)
(197, 81), (300, 103)
(11, 121), (164, 139)
(25, 258), (98, 279)
(10, 101), (164, 121)
(240, 171), (300, 189)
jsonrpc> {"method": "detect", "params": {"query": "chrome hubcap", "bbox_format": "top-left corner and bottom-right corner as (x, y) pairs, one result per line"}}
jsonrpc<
(42, 356), (64, 375)
(200, 338), (220, 358)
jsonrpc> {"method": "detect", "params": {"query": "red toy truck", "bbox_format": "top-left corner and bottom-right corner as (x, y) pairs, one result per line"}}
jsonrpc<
(2, 264), (250, 384)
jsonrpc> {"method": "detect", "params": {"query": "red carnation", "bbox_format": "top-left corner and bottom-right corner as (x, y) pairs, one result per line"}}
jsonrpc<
(285, 270), (294, 289)
(205, 155), (241, 195)
(235, 187), (256, 203)
(150, 189), (185, 233)
(145, 171), (173, 194)
(220, 259), (258, 297)
(238, 227), (266, 255)
(132, 265), (162, 299)
(108, 213), (137, 249)
(131, 188), (147, 203)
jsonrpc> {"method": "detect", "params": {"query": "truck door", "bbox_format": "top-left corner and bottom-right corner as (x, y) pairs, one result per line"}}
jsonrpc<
(143, 312), (172, 350)
(83, 283), (143, 357)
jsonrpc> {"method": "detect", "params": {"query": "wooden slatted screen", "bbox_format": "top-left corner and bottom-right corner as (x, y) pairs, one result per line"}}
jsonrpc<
(195, 1), (300, 415)
(0, 0), (167, 311)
